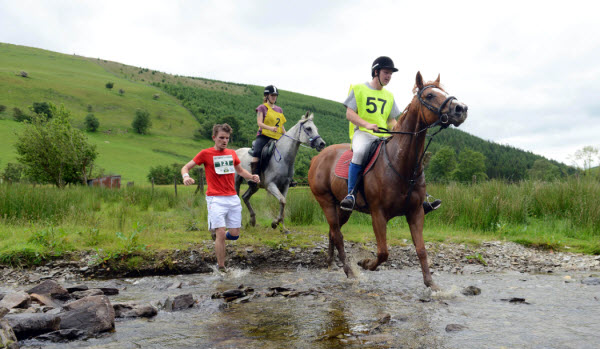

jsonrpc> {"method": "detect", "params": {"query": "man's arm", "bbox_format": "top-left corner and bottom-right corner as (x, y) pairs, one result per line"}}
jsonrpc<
(181, 160), (197, 186)
(235, 163), (260, 183)
(346, 108), (379, 132)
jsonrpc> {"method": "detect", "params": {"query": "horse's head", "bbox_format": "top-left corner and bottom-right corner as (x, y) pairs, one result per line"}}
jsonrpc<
(298, 111), (326, 151)
(413, 71), (468, 128)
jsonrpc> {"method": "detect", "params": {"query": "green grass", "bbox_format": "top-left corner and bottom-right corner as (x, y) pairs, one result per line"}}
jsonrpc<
(1, 178), (599, 266)
(0, 43), (212, 184)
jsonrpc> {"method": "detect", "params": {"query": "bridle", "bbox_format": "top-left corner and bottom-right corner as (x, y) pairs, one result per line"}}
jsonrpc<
(281, 119), (322, 149)
(374, 85), (457, 212)
(273, 119), (323, 162)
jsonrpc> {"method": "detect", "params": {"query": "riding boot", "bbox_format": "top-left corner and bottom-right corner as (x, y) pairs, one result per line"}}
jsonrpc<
(249, 161), (259, 189)
(340, 162), (363, 211)
(423, 193), (442, 215)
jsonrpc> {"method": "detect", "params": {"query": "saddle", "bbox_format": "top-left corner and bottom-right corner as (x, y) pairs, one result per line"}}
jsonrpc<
(334, 139), (385, 180)
(249, 139), (277, 172)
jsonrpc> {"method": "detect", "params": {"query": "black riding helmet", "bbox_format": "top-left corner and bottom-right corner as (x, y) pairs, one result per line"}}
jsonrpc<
(371, 56), (398, 77)
(264, 85), (279, 96)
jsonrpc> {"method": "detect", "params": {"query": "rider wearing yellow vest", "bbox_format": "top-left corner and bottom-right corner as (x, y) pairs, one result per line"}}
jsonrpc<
(249, 85), (287, 188)
(341, 56), (442, 213)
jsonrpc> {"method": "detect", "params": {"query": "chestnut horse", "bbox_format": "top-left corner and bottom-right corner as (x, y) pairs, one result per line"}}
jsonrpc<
(308, 72), (468, 289)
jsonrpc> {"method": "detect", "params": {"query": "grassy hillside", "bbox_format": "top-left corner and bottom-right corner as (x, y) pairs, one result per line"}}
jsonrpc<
(0, 43), (212, 183)
(0, 42), (573, 184)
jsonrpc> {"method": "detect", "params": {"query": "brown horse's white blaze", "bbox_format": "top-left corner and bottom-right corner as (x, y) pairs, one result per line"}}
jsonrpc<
(308, 72), (468, 289)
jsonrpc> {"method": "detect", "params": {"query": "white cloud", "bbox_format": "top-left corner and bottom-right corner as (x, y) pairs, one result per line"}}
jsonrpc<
(1, 0), (599, 164)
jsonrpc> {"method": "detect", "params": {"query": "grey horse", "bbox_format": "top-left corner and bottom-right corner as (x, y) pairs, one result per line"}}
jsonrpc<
(235, 111), (326, 231)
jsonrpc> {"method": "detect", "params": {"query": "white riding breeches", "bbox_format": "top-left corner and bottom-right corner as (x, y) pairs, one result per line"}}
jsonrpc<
(351, 130), (383, 165)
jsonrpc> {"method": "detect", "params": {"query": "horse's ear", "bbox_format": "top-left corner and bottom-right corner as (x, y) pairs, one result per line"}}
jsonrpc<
(304, 111), (310, 119)
(434, 74), (440, 85)
(416, 71), (424, 90)
(309, 113), (314, 120)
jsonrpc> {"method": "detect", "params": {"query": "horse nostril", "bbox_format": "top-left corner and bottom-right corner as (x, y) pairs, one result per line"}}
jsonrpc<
(455, 105), (463, 113)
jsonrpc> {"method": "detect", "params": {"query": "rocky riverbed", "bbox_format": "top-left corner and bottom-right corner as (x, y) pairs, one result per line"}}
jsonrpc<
(1, 239), (599, 287)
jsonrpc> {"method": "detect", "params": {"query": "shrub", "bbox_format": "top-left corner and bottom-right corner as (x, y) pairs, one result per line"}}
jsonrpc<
(20, 71), (28, 78)
(153, 94), (159, 100)
(132, 109), (152, 134)
(105, 82), (114, 89)
(31, 102), (55, 119)
(85, 113), (100, 132)
(87, 104), (93, 112)
(147, 163), (185, 184)
(0, 105), (6, 113)
(13, 107), (29, 122)
(118, 88), (125, 95)
(2, 163), (24, 182)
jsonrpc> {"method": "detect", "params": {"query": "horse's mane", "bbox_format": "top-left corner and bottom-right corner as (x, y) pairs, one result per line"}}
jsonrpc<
(393, 80), (445, 131)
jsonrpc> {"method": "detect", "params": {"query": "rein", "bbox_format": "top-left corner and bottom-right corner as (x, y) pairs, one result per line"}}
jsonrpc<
(373, 85), (455, 211)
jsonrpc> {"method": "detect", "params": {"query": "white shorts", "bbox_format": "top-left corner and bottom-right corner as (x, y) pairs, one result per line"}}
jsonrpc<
(206, 195), (242, 231)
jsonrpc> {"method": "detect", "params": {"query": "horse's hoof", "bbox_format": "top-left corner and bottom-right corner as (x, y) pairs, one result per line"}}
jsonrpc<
(428, 283), (441, 292)
(271, 222), (278, 229)
(343, 265), (355, 278)
(357, 259), (369, 270)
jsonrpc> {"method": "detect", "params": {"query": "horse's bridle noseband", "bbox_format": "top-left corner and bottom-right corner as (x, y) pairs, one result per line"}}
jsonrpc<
(417, 85), (457, 127)
(282, 119), (322, 149)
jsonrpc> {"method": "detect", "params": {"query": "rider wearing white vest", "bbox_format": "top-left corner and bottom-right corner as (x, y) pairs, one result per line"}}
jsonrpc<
(341, 56), (442, 213)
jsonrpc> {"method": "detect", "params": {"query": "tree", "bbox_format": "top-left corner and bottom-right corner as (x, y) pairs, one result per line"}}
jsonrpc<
(452, 148), (488, 183)
(147, 163), (185, 184)
(84, 113), (100, 132)
(570, 146), (599, 174)
(105, 82), (114, 89)
(132, 109), (152, 134)
(528, 159), (561, 181)
(428, 146), (457, 181)
(13, 107), (29, 122)
(15, 105), (98, 187)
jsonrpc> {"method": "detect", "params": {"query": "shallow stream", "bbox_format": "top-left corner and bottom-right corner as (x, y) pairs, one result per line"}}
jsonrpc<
(11, 266), (600, 349)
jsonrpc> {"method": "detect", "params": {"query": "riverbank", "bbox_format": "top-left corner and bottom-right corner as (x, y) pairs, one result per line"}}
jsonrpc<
(2, 239), (599, 287)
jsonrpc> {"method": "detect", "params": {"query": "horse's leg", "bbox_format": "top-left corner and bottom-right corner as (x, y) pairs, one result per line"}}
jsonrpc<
(406, 210), (439, 290)
(265, 183), (287, 231)
(358, 210), (389, 271)
(278, 185), (290, 232)
(330, 207), (351, 267)
(234, 175), (242, 196)
(241, 185), (259, 227)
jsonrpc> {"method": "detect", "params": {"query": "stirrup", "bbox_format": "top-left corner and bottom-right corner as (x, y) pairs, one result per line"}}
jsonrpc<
(423, 199), (442, 215)
(340, 194), (355, 211)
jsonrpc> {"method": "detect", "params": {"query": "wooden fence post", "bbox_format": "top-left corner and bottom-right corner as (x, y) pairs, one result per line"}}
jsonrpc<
(174, 176), (178, 197)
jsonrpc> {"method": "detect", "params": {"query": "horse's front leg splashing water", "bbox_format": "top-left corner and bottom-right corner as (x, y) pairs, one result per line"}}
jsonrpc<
(265, 182), (290, 233)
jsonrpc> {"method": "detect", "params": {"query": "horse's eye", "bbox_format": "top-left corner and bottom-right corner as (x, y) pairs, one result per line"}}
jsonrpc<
(306, 127), (312, 132)
(426, 93), (434, 99)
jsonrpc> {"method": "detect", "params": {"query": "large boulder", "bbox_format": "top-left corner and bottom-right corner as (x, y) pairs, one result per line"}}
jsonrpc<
(26, 280), (70, 301)
(71, 289), (104, 300)
(113, 302), (158, 318)
(59, 296), (114, 335)
(4, 313), (61, 340)
(0, 291), (31, 310)
(164, 294), (195, 311)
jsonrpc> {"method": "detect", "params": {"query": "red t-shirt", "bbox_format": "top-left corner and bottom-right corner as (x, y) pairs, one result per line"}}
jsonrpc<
(193, 147), (241, 196)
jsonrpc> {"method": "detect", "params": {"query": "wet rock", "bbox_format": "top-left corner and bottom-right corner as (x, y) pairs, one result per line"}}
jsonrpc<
(445, 324), (467, 332)
(113, 302), (158, 318)
(34, 328), (88, 342)
(98, 287), (119, 296)
(26, 280), (70, 301)
(5, 313), (61, 339)
(0, 307), (8, 319)
(0, 318), (18, 349)
(66, 285), (88, 293)
(167, 280), (182, 289)
(500, 297), (530, 304)
(0, 291), (31, 310)
(30, 293), (62, 309)
(462, 286), (481, 296)
(71, 289), (104, 300)
(0, 293), (4, 301)
(164, 294), (195, 311)
(59, 295), (115, 334)
(581, 277), (600, 285)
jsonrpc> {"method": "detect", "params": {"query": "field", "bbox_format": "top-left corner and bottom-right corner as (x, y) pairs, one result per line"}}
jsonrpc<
(1, 177), (598, 267)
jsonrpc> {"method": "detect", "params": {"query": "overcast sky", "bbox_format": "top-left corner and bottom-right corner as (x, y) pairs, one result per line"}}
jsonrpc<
(2, 0), (599, 166)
